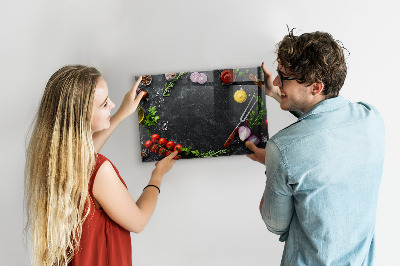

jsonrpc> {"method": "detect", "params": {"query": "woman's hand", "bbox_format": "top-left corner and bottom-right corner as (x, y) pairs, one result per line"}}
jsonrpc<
(152, 151), (179, 179)
(92, 77), (145, 152)
(115, 76), (145, 120)
(262, 62), (282, 103)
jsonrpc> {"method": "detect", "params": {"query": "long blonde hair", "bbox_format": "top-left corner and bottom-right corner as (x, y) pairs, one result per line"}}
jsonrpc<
(25, 65), (101, 265)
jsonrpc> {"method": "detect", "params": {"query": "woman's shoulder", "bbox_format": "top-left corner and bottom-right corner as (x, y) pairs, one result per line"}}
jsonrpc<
(94, 153), (127, 188)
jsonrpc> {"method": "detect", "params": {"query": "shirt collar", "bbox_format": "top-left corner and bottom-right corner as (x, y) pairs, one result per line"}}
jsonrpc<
(298, 95), (350, 121)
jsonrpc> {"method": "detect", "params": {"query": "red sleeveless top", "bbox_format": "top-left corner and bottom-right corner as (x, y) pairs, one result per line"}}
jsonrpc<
(69, 153), (132, 266)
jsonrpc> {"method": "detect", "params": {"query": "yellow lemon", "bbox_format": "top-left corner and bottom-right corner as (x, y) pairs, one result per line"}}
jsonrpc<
(234, 90), (247, 103)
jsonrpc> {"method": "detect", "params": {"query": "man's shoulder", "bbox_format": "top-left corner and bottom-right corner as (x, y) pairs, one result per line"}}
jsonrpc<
(270, 98), (384, 149)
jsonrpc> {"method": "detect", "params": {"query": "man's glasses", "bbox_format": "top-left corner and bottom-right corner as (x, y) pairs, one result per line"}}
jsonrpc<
(277, 70), (297, 86)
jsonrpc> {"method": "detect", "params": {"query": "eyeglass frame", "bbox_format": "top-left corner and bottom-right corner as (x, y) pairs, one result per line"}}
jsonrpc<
(277, 69), (297, 86)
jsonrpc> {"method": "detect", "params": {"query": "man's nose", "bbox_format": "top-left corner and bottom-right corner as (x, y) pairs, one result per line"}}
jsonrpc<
(273, 75), (281, 87)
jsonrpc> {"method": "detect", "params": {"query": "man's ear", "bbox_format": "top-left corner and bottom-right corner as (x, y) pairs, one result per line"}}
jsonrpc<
(312, 82), (324, 96)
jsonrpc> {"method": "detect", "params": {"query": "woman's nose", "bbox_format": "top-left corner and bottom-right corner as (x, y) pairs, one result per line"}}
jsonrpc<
(109, 100), (115, 109)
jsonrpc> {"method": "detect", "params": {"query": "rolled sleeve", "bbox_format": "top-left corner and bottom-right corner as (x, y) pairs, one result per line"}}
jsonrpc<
(260, 140), (294, 240)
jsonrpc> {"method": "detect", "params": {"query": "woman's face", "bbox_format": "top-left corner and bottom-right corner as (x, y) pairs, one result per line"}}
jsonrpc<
(91, 77), (115, 133)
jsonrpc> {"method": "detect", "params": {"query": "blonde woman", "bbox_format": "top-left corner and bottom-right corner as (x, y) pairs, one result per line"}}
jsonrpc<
(25, 65), (178, 266)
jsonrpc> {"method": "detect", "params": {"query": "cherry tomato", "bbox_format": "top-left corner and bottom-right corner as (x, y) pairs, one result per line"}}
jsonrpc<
(265, 118), (268, 124)
(144, 140), (152, 149)
(151, 134), (160, 143)
(166, 141), (175, 151)
(150, 144), (159, 153)
(158, 148), (166, 156)
(174, 144), (182, 154)
(159, 138), (167, 146)
(174, 155), (182, 160)
(165, 150), (172, 156)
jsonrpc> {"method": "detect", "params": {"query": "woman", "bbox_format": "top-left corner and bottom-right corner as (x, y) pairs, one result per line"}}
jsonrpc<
(25, 65), (177, 265)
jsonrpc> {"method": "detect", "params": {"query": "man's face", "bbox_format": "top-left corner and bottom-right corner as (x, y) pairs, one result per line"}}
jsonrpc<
(273, 64), (316, 113)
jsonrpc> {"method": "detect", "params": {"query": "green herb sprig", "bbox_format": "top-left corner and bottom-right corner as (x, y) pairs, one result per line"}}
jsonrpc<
(163, 72), (187, 96)
(143, 106), (159, 134)
(234, 68), (250, 77)
(248, 96), (265, 129)
(181, 146), (233, 158)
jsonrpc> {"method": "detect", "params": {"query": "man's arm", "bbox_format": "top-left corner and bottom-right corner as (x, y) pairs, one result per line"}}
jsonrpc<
(246, 139), (294, 238)
(262, 62), (282, 103)
(261, 62), (301, 119)
(260, 140), (294, 239)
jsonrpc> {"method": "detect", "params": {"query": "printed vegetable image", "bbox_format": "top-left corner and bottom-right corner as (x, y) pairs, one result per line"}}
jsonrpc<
(166, 141), (175, 150)
(144, 140), (152, 149)
(137, 66), (269, 162)
(190, 72), (207, 84)
(150, 144), (159, 154)
(174, 144), (183, 154)
(163, 72), (187, 97)
(140, 75), (152, 86)
(136, 88), (149, 100)
(158, 148), (166, 156)
(165, 73), (177, 81)
(234, 89), (247, 103)
(151, 134), (160, 143)
(247, 96), (265, 129)
(238, 126), (251, 141)
(143, 106), (159, 133)
(247, 134), (261, 145)
(158, 138), (167, 146)
(220, 70), (235, 84)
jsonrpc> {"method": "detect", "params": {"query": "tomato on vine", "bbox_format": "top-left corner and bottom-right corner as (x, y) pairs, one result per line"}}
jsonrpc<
(151, 134), (160, 143)
(158, 148), (166, 156)
(150, 144), (159, 153)
(166, 141), (175, 151)
(159, 138), (167, 146)
(174, 144), (182, 154)
(144, 140), (152, 149)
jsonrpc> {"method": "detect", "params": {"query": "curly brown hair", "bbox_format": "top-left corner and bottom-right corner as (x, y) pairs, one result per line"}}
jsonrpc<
(277, 30), (348, 98)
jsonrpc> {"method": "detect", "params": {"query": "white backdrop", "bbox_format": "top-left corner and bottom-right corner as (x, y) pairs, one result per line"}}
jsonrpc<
(1, 0), (399, 265)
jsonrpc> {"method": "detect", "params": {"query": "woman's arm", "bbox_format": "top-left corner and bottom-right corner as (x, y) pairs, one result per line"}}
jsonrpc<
(92, 77), (144, 152)
(93, 151), (178, 233)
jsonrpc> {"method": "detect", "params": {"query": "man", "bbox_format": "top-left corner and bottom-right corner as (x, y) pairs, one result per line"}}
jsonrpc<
(246, 31), (385, 265)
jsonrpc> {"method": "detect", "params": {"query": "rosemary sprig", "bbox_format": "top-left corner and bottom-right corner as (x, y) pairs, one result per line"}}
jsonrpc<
(181, 146), (233, 158)
(163, 72), (187, 96)
(248, 96), (265, 129)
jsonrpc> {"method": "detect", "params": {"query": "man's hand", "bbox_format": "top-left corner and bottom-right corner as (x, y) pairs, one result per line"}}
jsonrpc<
(262, 62), (282, 103)
(245, 141), (266, 165)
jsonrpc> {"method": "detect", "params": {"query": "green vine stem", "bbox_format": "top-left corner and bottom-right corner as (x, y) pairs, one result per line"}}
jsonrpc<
(181, 146), (233, 158)
(163, 72), (187, 96)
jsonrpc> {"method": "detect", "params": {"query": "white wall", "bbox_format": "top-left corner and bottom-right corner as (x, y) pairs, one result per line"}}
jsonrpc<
(1, 0), (399, 265)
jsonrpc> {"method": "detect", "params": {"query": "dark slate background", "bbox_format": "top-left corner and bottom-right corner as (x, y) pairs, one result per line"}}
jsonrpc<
(136, 66), (269, 162)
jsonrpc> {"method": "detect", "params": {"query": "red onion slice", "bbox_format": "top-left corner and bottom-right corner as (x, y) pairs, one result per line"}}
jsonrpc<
(238, 126), (251, 141)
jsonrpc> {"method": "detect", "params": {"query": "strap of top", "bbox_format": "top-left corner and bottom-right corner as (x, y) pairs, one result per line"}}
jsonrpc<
(88, 153), (128, 202)
(88, 153), (107, 204)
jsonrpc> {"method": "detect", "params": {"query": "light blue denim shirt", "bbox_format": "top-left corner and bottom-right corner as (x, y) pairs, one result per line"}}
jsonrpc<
(260, 96), (385, 266)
